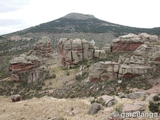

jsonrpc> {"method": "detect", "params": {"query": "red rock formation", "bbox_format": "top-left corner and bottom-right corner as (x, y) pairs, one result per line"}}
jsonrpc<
(33, 36), (53, 58)
(58, 38), (95, 68)
(9, 36), (53, 83)
(112, 33), (158, 52)
(9, 55), (41, 82)
(112, 41), (142, 52)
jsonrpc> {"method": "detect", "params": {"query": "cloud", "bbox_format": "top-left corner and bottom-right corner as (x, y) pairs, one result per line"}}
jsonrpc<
(0, 19), (29, 35)
(0, 0), (160, 35)
(0, 0), (29, 13)
(0, 19), (24, 26)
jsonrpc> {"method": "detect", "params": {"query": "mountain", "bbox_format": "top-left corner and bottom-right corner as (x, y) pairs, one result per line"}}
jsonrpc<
(1, 12), (160, 57)
(17, 13), (160, 36)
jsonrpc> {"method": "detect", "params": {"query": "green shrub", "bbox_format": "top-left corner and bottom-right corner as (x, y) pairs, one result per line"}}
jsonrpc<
(114, 104), (123, 114)
(153, 95), (160, 101)
(50, 74), (56, 79)
(36, 85), (42, 91)
(65, 71), (70, 76)
(149, 101), (160, 113)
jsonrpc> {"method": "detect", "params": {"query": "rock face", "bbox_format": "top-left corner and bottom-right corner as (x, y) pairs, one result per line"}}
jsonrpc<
(89, 40), (160, 80)
(58, 38), (107, 68)
(118, 43), (160, 78)
(33, 36), (53, 58)
(89, 61), (119, 82)
(112, 33), (158, 52)
(58, 38), (94, 68)
(9, 54), (48, 83)
(9, 36), (53, 83)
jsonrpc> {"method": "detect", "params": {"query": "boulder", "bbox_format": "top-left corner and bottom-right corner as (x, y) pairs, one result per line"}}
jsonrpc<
(87, 102), (103, 115)
(97, 95), (117, 107)
(9, 36), (53, 83)
(11, 94), (21, 102)
(88, 61), (119, 82)
(58, 38), (95, 67)
(33, 36), (53, 58)
(9, 53), (49, 83)
(102, 44), (111, 53)
(118, 64), (151, 78)
(139, 33), (158, 42)
(145, 93), (158, 101)
(122, 103), (145, 113)
(127, 92), (146, 99)
(58, 38), (109, 68)
(112, 33), (158, 52)
(94, 50), (106, 58)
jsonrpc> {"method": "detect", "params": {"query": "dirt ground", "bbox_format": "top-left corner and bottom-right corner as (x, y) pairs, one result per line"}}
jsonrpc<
(0, 95), (159, 120)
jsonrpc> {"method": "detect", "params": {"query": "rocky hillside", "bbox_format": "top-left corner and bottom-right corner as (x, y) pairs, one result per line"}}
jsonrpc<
(1, 12), (160, 56)
(16, 13), (160, 36)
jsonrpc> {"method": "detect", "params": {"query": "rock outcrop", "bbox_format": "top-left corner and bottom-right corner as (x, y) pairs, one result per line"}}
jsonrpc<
(9, 54), (48, 83)
(118, 43), (160, 78)
(58, 38), (107, 68)
(112, 33), (158, 52)
(88, 61), (119, 82)
(9, 36), (53, 83)
(88, 40), (160, 80)
(33, 36), (53, 58)
(58, 38), (94, 68)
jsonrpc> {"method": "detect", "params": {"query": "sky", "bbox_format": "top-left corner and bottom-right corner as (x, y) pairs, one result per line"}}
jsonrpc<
(0, 0), (160, 35)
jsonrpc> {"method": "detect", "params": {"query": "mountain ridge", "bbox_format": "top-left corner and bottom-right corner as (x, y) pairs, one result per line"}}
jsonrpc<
(63, 12), (96, 20)
(11, 13), (158, 37)
(0, 12), (160, 57)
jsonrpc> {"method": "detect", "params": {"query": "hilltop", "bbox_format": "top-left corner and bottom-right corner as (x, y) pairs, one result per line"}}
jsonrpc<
(1, 13), (160, 56)
(0, 13), (160, 119)
(16, 12), (156, 36)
